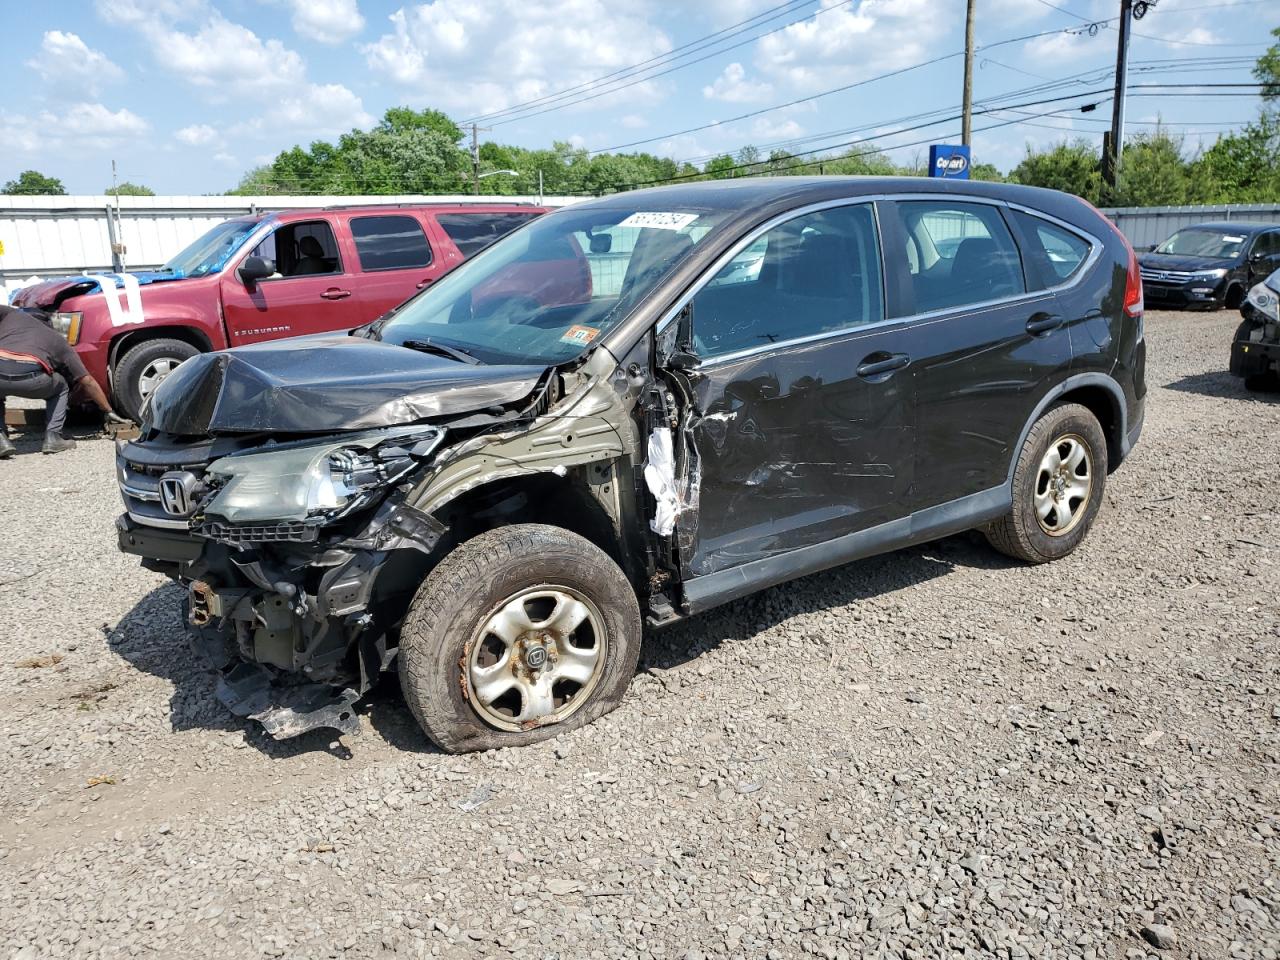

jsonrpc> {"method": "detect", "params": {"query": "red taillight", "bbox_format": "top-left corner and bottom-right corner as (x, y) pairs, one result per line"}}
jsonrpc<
(1123, 245), (1143, 319)
(1080, 197), (1143, 319)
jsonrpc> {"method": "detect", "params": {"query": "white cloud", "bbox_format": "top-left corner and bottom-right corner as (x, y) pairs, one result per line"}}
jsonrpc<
(97, 0), (204, 24)
(213, 151), (238, 166)
(752, 0), (948, 91)
(176, 123), (217, 146)
(362, 1), (672, 115)
(1, 102), (148, 155)
(286, 0), (365, 44)
(751, 116), (803, 140)
(154, 13), (307, 94)
(619, 114), (647, 129)
(232, 83), (373, 137)
(27, 31), (124, 96)
(703, 63), (773, 103)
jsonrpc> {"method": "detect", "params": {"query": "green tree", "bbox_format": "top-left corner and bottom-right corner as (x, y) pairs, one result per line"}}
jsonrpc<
(106, 182), (155, 196)
(3, 170), (66, 195)
(1110, 129), (1191, 206)
(703, 155), (737, 179)
(1254, 26), (1280, 103)
(1190, 113), (1280, 203)
(1007, 139), (1101, 204)
(970, 162), (1004, 182)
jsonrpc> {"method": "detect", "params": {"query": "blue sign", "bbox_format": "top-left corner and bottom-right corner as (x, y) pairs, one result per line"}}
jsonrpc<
(929, 144), (971, 179)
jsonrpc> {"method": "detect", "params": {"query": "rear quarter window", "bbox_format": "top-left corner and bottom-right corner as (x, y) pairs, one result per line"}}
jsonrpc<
(1011, 210), (1093, 289)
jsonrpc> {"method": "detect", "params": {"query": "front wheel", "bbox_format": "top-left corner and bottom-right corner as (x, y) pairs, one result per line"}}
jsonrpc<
(985, 403), (1108, 564)
(398, 524), (642, 753)
(113, 338), (200, 422)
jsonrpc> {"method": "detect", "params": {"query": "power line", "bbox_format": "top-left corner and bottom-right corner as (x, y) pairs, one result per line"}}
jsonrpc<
(619, 89), (1114, 189)
(587, 19), (1126, 157)
(460, 0), (815, 125)
(470, 0), (861, 128)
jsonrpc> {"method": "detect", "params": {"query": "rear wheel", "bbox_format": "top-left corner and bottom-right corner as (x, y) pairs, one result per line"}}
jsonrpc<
(398, 524), (641, 753)
(1244, 372), (1280, 393)
(113, 338), (200, 422)
(985, 403), (1108, 563)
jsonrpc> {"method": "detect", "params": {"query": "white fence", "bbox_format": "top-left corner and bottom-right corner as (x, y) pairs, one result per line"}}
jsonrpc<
(5, 195), (1277, 288)
(0, 194), (584, 285)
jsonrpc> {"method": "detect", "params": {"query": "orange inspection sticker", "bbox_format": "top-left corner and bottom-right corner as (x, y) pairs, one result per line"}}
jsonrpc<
(560, 324), (601, 346)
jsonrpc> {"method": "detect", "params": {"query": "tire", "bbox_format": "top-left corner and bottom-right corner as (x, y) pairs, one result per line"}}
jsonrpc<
(1224, 285), (1245, 311)
(398, 524), (642, 753)
(984, 403), (1108, 564)
(113, 338), (200, 422)
(1244, 372), (1280, 393)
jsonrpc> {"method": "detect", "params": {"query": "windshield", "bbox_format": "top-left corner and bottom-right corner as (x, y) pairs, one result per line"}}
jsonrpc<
(160, 219), (262, 278)
(1154, 228), (1247, 260)
(376, 205), (730, 365)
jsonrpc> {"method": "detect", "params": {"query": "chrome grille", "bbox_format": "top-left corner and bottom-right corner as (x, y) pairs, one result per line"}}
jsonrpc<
(1139, 269), (1194, 283)
(118, 456), (209, 530)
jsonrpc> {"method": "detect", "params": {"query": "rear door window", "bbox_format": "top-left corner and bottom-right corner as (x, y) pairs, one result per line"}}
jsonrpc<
(1011, 210), (1092, 288)
(436, 212), (542, 258)
(897, 201), (1025, 313)
(350, 215), (433, 271)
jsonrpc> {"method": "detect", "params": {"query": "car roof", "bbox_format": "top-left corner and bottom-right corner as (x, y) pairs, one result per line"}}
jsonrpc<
(570, 175), (1077, 213)
(271, 203), (546, 221)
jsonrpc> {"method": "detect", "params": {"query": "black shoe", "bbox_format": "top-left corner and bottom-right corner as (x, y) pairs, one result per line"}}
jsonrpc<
(42, 434), (76, 455)
(0, 436), (14, 459)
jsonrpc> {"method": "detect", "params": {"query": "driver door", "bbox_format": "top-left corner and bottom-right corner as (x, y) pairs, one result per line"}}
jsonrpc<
(678, 201), (915, 577)
(220, 219), (364, 345)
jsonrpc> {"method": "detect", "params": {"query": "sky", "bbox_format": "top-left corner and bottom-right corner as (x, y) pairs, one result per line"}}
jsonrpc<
(2, 0), (1275, 196)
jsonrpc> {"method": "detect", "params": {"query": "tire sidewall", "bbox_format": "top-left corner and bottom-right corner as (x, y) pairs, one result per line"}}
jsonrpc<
(1012, 405), (1108, 562)
(400, 525), (641, 752)
(115, 339), (199, 421)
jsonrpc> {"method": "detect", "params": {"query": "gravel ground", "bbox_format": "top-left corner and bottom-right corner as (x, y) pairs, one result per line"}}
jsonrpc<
(0, 308), (1277, 960)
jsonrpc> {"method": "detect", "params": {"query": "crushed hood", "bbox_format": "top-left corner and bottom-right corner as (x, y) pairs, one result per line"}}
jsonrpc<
(1138, 252), (1233, 273)
(147, 334), (548, 435)
(11, 271), (181, 310)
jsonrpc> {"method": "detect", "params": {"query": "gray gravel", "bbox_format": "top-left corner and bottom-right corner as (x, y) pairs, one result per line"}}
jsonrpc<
(1, 308), (1278, 960)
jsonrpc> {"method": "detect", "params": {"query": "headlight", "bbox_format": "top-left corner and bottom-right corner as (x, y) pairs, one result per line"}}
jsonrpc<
(1189, 268), (1227, 282)
(48, 312), (83, 345)
(201, 428), (442, 524)
(1246, 281), (1280, 323)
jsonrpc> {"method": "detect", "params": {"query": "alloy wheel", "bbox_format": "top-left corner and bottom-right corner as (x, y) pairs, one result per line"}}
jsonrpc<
(1033, 433), (1092, 536)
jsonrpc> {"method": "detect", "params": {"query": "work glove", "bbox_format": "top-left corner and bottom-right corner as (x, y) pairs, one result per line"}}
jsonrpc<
(104, 411), (131, 425)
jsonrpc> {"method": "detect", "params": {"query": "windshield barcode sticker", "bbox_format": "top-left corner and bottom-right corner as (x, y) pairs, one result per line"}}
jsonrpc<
(617, 211), (700, 231)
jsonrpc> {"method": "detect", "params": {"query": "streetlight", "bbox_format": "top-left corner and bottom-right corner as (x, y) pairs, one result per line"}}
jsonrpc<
(475, 169), (520, 197)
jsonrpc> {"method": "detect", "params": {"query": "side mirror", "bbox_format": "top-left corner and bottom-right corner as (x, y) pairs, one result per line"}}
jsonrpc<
(589, 232), (613, 254)
(1250, 251), (1268, 263)
(238, 256), (275, 286)
(1139, 244), (1156, 253)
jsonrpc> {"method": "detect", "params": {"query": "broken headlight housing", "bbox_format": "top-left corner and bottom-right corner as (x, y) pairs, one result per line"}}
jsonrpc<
(1245, 278), (1280, 325)
(201, 428), (442, 525)
(48, 311), (83, 345)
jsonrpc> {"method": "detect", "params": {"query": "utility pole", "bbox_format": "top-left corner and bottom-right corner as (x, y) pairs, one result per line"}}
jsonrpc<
(962, 0), (976, 146)
(1104, 0), (1134, 191)
(469, 123), (490, 196)
(109, 159), (125, 272)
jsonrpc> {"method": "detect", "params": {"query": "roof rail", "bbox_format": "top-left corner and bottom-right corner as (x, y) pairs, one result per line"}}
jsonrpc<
(318, 200), (539, 211)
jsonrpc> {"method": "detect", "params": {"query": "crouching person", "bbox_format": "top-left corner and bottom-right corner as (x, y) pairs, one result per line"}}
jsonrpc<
(0, 304), (124, 457)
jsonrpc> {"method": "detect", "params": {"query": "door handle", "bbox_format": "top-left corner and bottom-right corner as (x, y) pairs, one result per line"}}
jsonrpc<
(320, 288), (351, 300)
(1026, 312), (1063, 334)
(416, 278), (434, 289)
(856, 352), (910, 378)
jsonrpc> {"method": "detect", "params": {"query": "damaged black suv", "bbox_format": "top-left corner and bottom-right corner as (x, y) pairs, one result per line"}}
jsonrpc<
(116, 178), (1147, 752)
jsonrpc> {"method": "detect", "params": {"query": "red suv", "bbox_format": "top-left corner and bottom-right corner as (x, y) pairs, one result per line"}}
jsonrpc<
(11, 203), (547, 420)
